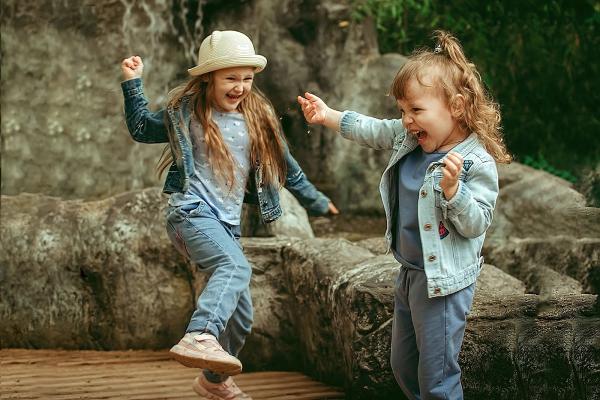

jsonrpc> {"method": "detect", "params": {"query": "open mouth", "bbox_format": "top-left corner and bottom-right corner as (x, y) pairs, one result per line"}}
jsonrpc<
(411, 130), (427, 141)
(227, 93), (243, 101)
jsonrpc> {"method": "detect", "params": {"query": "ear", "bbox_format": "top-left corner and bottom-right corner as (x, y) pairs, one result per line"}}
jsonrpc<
(449, 94), (465, 119)
(199, 72), (210, 83)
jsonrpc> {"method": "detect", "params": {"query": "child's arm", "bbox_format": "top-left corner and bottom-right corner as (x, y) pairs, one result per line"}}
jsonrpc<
(283, 148), (338, 216)
(297, 92), (404, 150)
(440, 153), (499, 238)
(120, 56), (169, 144)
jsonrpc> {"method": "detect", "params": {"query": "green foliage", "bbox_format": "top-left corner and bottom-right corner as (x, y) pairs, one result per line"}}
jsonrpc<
(351, 0), (600, 180)
(522, 154), (578, 183)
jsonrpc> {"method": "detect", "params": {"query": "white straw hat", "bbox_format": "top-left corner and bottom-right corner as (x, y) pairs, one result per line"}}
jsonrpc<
(187, 30), (267, 76)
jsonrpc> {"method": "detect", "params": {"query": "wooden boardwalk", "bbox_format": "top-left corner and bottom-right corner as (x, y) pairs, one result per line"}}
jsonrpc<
(0, 349), (345, 400)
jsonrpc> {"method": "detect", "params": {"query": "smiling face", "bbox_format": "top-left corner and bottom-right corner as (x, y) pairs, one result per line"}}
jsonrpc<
(397, 75), (467, 153)
(210, 66), (255, 113)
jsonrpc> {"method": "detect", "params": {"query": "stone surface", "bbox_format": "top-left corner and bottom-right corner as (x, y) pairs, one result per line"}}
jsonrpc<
(476, 263), (527, 295)
(485, 163), (600, 296)
(241, 188), (315, 239)
(0, 188), (192, 349)
(490, 163), (600, 240)
(1, 0), (187, 199)
(484, 236), (600, 295)
(0, 187), (311, 350)
(1, 0), (402, 214)
(1, 188), (599, 398)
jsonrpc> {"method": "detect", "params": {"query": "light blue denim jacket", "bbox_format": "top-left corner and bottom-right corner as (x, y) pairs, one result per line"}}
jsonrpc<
(121, 78), (330, 223)
(340, 111), (499, 297)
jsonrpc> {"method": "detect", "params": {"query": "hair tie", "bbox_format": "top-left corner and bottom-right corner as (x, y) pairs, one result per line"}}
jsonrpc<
(434, 44), (443, 54)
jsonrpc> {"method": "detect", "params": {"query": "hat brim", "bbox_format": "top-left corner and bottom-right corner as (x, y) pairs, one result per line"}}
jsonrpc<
(187, 55), (267, 76)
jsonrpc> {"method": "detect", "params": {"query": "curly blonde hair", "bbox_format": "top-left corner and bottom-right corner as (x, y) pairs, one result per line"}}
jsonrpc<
(157, 73), (287, 187)
(390, 30), (511, 163)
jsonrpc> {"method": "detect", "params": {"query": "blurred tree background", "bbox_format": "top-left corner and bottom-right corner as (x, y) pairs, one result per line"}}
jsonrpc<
(351, 0), (599, 189)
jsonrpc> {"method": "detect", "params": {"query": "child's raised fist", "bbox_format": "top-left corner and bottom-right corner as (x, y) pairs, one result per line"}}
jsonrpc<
(121, 56), (144, 81)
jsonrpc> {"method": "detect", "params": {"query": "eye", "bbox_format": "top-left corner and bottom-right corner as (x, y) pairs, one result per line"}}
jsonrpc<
(413, 108), (422, 112)
(244, 77), (253, 82)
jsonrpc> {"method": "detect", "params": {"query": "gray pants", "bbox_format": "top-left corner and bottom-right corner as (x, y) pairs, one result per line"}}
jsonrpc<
(391, 266), (475, 400)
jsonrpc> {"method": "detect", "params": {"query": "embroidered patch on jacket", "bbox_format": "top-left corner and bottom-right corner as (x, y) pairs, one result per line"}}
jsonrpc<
(463, 160), (474, 171)
(439, 221), (449, 239)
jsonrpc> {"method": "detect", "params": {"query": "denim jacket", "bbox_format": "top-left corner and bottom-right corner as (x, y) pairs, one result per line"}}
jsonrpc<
(121, 78), (330, 223)
(340, 111), (499, 297)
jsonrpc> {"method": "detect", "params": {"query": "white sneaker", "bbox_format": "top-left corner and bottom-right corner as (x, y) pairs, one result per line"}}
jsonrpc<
(169, 332), (242, 375)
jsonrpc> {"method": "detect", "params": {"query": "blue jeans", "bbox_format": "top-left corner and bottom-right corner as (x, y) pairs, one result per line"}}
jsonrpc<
(391, 266), (475, 400)
(165, 201), (253, 362)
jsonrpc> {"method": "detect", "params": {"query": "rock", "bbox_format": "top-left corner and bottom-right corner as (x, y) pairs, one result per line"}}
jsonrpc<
(2, 191), (599, 398)
(1, 0), (404, 214)
(0, 187), (313, 349)
(355, 237), (389, 255)
(484, 163), (600, 295)
(241, 188), (315, 238)
(485, 237), (600, 295)
(1, 0), (188, 199)
(476, 264), (526, 295)
(0, 188), (193, 349)
(490, 163), (600, 240)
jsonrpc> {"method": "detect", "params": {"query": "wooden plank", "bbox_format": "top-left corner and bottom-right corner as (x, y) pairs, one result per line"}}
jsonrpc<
(0, 349), (345, 400)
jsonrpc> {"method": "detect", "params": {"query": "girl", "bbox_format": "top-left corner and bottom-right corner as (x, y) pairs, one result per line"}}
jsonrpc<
(121, 30), (337, 400)
(298, 31), (510, 399)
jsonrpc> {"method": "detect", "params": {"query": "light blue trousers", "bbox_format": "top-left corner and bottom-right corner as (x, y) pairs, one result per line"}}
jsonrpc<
(391, 266), (475, 400)
(166, 201), (253, 381)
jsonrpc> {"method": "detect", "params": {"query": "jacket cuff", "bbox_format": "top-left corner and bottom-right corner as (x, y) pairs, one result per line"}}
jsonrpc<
(308, 192), (331, 216)
(339, 110), (358, 139)
(441, 180), (471, 219)
(121, 77), (144, 97)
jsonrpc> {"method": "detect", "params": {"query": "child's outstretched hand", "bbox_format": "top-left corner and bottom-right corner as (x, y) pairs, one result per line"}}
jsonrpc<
(297, 92), (329, 124)
(121, 56), (144, 81)
(328, 201), (340, 215)
(297, 92), (342, 131)
(440, 152), (463, 200)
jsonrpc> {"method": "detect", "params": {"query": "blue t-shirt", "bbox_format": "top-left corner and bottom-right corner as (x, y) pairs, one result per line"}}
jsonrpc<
(392, 147), (446, 269)
(169, 110), (251, 226)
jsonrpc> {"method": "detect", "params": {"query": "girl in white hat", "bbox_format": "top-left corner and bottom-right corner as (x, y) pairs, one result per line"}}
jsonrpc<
(121, 30), (338, 399)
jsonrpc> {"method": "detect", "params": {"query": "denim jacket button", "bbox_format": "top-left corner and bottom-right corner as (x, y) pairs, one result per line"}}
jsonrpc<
(420, 190), (427, 198)
(424, 223), (432, 231)
(434, 287), (441, 294)
(428, 255), (436, 262)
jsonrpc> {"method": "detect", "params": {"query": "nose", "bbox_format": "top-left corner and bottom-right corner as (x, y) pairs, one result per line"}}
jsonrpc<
(233, 82), (243, 94)
(402, 113), (414, 126)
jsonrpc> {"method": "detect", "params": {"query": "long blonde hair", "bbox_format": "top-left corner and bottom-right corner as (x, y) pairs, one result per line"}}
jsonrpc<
(157, 73), (287, 187)
(391, 30), (511, 163)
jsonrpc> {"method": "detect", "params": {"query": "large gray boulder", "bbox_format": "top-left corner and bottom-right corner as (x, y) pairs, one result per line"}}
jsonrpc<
(486, 163), (600, 295)
(0, 187), (311, 349)
(1, 0), (401, 213)
(1, 189), (599, 399)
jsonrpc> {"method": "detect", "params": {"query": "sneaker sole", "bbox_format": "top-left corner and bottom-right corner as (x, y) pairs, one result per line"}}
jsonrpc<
(192, 377), (252, 400)
(191, 377), (219, 400)
(169, 345), (242, 375)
